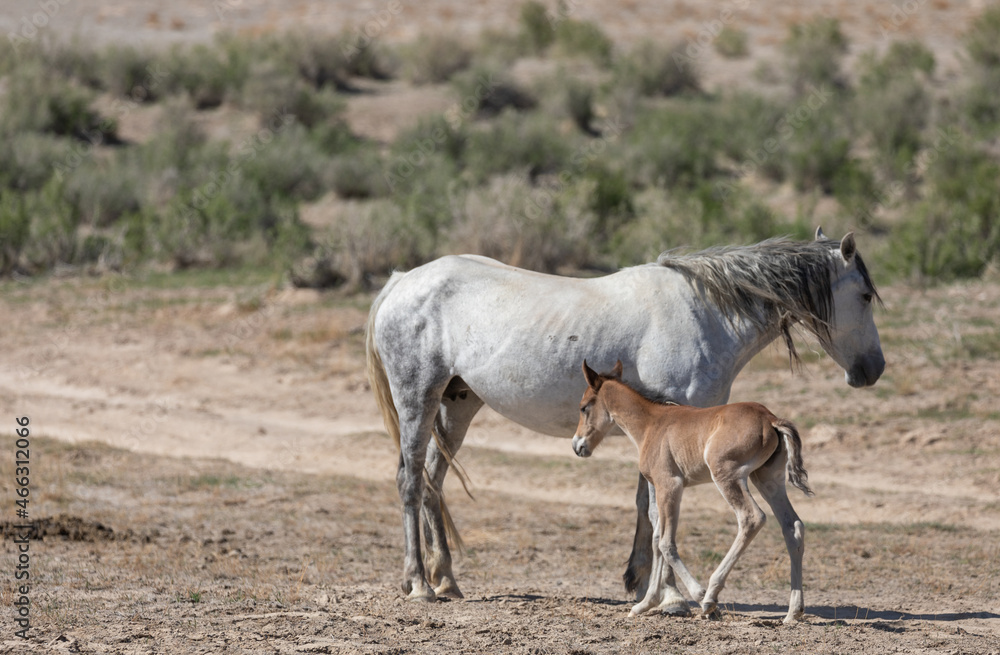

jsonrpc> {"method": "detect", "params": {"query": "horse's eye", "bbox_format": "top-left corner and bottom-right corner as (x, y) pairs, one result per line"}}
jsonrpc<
(863, 293), (874, 303)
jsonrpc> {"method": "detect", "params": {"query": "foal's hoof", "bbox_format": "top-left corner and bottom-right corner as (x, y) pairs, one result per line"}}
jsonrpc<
(700, 602), (721, 620)
(433, 579), (464, 600)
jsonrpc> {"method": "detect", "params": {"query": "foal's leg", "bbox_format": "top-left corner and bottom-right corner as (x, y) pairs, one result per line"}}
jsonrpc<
(752, 467), (806, 624)
(630, 481), (689, 617)
(652, 476), (706, 608)
(700, 474), (766, 617)
(421, 391), (483, 599)
(625, 474), (654, 600)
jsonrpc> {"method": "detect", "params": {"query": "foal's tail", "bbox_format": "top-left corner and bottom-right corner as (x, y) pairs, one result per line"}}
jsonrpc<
(773, 419), (814, 497)
(365, 272), (466, 553)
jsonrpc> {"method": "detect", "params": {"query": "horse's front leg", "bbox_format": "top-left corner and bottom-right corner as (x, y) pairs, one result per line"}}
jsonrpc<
(421, 391), (483, 599)
(625, 473), (653, 600)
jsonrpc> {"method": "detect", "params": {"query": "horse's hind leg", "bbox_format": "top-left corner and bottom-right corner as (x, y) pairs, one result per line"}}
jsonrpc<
(395, 392), (447, 602)
(630, 481), (689, 617)
(624, 473), (654, 600)
(421, 386), (483, 599)
(752, 465), (806, 623)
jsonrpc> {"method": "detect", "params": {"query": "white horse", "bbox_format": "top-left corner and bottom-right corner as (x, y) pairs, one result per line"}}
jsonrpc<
(365, 230), (883, 602)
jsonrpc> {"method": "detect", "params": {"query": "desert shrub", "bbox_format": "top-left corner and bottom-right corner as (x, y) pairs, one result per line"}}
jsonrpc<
(444, 173), (596, 271)
(563, 78), (597, 133)
(858, 40), (934, 88)
(240, 123), (328, 202)
(855, 74), (930, 177)
(615, 40), (700, 97)
(391, 115), (467, 169)
(714, 91), (788, 176)
(0, 62), (115, 140)
(309, 199), (420, 289)
(0, 191), (31, 274)
(553, 18), (614, 66)
(715, 26), (749, 58)
(160, 43), (244, 109)
(99, 45), (162, 101)
(452, 66), (537, 117)
(623, 104), (720, 189)
(134, 97), (207, 174)
(890, 140), (1000, 280)
(0, 133), (74, 191)
(782, 103), (854, 193)
(963, 2), (1000, 69)
(155, 177), (307, 269)
(239, 61), (344, 128)
(464, 112), (574, 182)
(63, 158), (143, 227)
(585, 164), (634, 240)
(400, 34), (472, 84)
(328, 147), (391, 199)
(961, 69), (1000, 134)
(783, 17), (848, 93)
(518, 1), (556, 54)
(10, 179), (79, 274)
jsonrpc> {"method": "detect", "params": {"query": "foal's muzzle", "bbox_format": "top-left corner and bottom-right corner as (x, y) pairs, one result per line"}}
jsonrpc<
(572, 435), (591, 458)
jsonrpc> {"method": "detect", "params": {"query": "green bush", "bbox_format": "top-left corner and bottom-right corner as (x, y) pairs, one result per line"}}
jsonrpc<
(0, 190), (32, 274)
(100, 45), (161, 101)
(518, 1), (556, 54)
(240, 123), (329, 201)
(239, 61), (344, 128)
(624, 104), (720, 189)
(8, 179), (80, 274)
(963, 3), (1000, 69)
(554, 17), (614, 66)
(0, 62), (116, 140)
(615, 40), (701, 97)
(63, 159), (143, 227)
(328, 147), (391, 199)
(783, 17), (847, 93)
(0, 133), (74, 191)
(715, 26), (749, 58)
(452, 66), (537, 117)
(400, 34), (472, 84)
(445, 173), (596, 272)
(464, 111), (574, 182)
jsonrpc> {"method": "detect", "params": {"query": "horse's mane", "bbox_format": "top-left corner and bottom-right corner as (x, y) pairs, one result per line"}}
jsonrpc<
(656, 237), (880, 365)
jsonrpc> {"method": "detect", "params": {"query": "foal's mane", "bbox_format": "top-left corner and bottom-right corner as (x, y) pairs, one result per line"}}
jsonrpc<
(656, 237), (879, 365)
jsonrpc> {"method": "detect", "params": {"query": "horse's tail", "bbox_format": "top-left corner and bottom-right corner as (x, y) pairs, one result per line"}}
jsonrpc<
(773, 419), (814, 497)
(366, 272), (404, 451)
(365, 272), (467, 554)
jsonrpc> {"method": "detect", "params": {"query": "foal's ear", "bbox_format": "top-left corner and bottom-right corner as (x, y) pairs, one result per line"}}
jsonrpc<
(582, 360), (601, 390)
(611, 359), (623, 379)
(840, 231), (856, 263)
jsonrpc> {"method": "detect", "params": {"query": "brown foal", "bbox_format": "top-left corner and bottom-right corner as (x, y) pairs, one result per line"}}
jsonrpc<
(572, 361), (813, 623)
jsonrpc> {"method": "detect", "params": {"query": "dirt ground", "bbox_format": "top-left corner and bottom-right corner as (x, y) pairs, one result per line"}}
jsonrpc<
(0, 267), (998, 655)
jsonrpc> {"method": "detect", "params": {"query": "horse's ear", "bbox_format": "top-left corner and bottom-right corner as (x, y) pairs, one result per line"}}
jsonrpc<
(611, 359), (623, 379)
(815, 226), (826, 241)
(840, 231), (856, 262)
(582, 360), (601, 389)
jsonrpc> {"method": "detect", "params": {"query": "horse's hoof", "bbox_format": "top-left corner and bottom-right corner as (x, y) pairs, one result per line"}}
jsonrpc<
(405, 582), (437, 602)
(629, 603), (653, 617)
(783, 611), (804, 625)
(433, 580), (464, 600)
(657, 600), (691, 617)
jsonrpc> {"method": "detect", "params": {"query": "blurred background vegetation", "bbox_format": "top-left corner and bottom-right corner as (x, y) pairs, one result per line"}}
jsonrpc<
(1, 1), (999, 287)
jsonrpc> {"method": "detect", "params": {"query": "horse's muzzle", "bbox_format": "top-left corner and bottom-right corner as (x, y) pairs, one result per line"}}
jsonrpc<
(572, 435), (591, 458)
(846, 352), (886, 388)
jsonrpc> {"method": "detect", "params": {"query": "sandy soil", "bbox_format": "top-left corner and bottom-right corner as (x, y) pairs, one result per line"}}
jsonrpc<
(0, 269), (998, 654)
